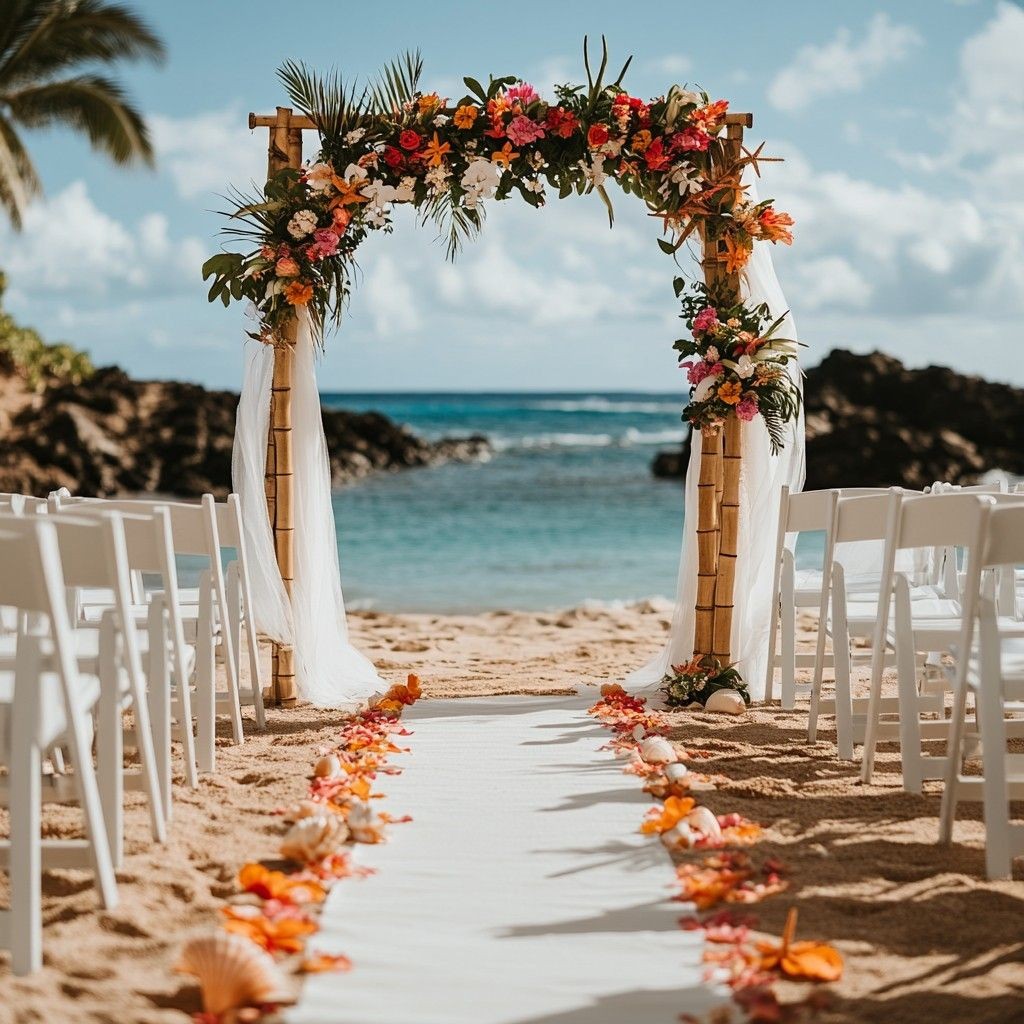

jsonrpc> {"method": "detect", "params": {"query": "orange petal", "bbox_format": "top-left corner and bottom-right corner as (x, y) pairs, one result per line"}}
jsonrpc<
(301, 953), (353, 974)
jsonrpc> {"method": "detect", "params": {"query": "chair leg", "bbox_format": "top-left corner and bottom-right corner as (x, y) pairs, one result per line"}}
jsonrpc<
(171, 628), (199, 790)
(834, 633), (855, 761)
(939, 675), (971, 845)
(123, 636), (165, 844)
(977, 681), (1012, 880)
(780, 558), (796, 711)
(96, 619), (125, 868)
(895, 596), (924, 794)
(10, 679), (42, 975)
(148, 603), (173, 823)
(196, 588), (217, 773)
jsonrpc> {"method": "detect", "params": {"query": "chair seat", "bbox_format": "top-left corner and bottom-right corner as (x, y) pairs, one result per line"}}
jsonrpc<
(0, 671), (101, 752)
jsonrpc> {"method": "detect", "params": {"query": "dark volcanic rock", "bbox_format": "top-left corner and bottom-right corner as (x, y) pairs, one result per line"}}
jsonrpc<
(0, 367), (490, 499)
(651, 349), (1024, 489)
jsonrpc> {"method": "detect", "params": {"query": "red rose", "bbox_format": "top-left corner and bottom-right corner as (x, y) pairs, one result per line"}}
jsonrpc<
(398, 129), (422, 151)
(546, 106), (578, 139)
(382, 145), (405, 168)
(644, 137), (671, 171)
(587, 123), (610, 148)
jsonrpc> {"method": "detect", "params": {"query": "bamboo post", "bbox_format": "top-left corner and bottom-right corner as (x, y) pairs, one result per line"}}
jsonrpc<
(693, 114), (751, 667)
(258, 106), (303, 706)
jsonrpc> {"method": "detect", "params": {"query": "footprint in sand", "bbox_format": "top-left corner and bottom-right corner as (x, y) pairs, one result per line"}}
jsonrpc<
(390, 639), (431, 652)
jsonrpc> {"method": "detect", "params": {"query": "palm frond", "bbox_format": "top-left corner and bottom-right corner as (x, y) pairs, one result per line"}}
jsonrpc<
(5, 73), (152, 164)
(277, 59), (369, 143)
(369, 49), (423, 116)
(419, 187), (484, 261)
(0, 0), (164, 90)
(0, 113), (40, 229)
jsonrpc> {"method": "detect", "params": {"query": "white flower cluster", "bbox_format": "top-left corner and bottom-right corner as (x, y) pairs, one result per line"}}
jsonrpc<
(460, 157), (500, 208)
(287, 208), (318, 239)
(662, 163), (703, 198)
(578, 153), (607, 188)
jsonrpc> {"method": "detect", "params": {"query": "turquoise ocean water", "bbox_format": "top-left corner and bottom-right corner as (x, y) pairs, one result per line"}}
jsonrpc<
(322, 391), (819, 614)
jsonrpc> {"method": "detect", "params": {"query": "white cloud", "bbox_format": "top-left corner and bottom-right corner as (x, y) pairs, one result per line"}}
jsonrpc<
(768, 14), (922, 112)
(643, 55), (692, 78)
(789, 256), (872, 310)
(363, 254), (419, 336)
(150, 107), (266, 201)
(2, 181), (204, 296)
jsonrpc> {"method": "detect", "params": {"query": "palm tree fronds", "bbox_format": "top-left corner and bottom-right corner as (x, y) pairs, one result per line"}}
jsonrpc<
(277, 59), (369, 143)
(5, 73), (153, 164)
(0, 112), (41, 229)
(369, 49), (423, 117)
(419, 187), (483, 261)
(0, 0), (164, 90)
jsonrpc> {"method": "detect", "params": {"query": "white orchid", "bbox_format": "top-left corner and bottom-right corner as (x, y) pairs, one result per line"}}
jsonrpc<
(735, 355), (755, 379)
(432, 114), (451, 127)
(425, 164), (451, 194)
(394, 176), (417, 203)
(343, 162), (368, 182)
(579, 153), (607, 188)
(523, 179), (545, 195)
(361, 179), (397, 207)
(461, 157), (501, 207)
(692, 374), (719, 404)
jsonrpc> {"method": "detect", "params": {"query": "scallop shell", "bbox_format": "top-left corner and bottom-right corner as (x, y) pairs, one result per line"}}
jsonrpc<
(631, 724), (646, 742)
(175, 932), (291, 1016)
(347, 801), (384, 844)
(704, 689), (746, 715)
(313, 754), (342, 779)
(686, 805), (723, 841)
(664, 762), (689, 783)
(639, 735), (678, 764)
(280, 814), (349, 864)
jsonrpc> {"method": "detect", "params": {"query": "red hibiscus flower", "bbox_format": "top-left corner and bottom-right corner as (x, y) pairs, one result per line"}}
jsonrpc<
(382, 145), (405, 168)
(546, 106), (578, 138)
(644, 137), (671, 171)
(398, 129), (422, 151)
(587, 123), (610, 148)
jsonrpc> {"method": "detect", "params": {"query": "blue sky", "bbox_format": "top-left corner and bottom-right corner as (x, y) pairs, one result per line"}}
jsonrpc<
(2, 0), (1021, 391)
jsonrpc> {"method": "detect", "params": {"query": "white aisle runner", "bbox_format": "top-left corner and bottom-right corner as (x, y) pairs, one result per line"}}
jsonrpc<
(289, 695), (718, 1024)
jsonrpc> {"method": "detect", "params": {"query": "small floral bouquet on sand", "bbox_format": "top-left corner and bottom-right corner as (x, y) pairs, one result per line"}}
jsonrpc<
(661, 657), (750, 708)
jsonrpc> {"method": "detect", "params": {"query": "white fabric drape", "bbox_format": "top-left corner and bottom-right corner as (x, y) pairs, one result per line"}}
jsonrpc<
(627, 229), (806, 701)
(233, 312), (384, 708)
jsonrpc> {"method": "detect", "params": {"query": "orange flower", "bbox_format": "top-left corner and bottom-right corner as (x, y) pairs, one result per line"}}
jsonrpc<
(691, 99), (729, 132)
(640, 795), (696, 835)
(757, 908), (843, 981)
(381, 673), (422, 709)
(421, 131), (452, 167)
(237, 863), (326, 905)
(721, 233), (751, 274)
(630, 129), (652, 153)
(300, 952), (353, 974)
(758, 207), (794, 246)
(221, 906), (316, 955)
(329, 174), (371, 208)
(285, 281), (314, 306)
(717, 381), (743, 406)
(453, 104), (479, 129)
(417, 92), (441, 114)
(490, 142), (520, 168)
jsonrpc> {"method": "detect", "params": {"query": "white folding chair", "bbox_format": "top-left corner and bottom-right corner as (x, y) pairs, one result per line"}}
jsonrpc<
(766, 486), (890, 709)
(0, 520), (117, 974)
(55, 495), (244, 772)
(860, 492), (997, 789)
(941, 502), (1024, 878)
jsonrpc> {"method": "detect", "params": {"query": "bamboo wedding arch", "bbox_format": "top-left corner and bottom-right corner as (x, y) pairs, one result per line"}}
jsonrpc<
(247, 106), (755, 705)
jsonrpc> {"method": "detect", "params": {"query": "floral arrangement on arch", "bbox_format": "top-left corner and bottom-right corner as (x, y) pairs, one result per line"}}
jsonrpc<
(203, 43), (797, 444)
(673, 279), (802, 453)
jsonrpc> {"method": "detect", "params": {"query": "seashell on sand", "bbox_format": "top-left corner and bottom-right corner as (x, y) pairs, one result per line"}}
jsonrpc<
(175, 932), (291, 1016)
(640, 735), (678, 764)
(631, 724), (646, 742)
(660, 821), (694, 850)
(686, 805), (723, 841)
(313, 754), (342, 779)
(280, 814), (349, 865)
(284, 799), (330, 823)
(704, 689), (746, 715)
(664, 762), (689, 783)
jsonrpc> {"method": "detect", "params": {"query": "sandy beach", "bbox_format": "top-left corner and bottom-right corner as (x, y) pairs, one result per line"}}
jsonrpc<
(1, 604), (1021, 1024)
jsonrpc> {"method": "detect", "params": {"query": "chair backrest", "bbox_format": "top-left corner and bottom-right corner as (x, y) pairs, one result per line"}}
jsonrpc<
(893, 492), (997, 552)
(832, 492), (895, 545)
(0, 518), (66, 615)
(0, 493), (47, 516)
(982, 504), (1024, 571)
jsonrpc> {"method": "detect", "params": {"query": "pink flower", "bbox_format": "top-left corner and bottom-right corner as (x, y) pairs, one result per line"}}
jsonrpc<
(736, 397), (759, 421)
(671, 127), (711, 152)
(692, 306), (718, 334)
(684, 360), (722, 385)
(275, 256), (300, 277)
(506, 114), (546, 146)
(503, 82), (539, 106)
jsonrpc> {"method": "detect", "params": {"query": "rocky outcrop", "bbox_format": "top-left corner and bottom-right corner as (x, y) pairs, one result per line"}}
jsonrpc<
(0, 365), (490, 499)
(652, 349), (1024, 489)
